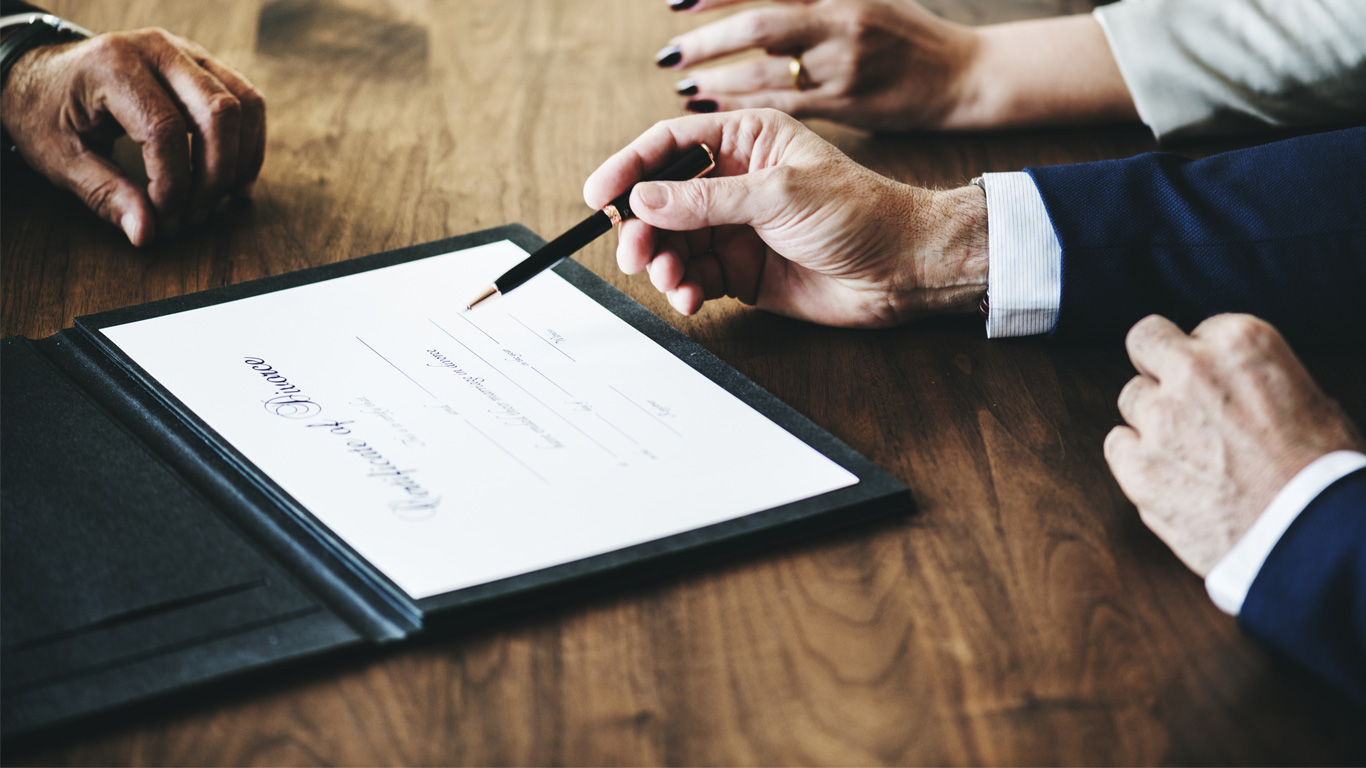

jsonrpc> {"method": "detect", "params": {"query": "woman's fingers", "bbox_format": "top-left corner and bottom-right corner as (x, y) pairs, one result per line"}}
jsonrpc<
(660, 6), (824, 69)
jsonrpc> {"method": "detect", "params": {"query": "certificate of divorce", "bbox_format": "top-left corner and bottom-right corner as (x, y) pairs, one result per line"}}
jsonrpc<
(102, 241), (858, 600)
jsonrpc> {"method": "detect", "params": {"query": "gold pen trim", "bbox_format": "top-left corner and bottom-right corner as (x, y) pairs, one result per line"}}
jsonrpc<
(696, 143), (716, 177)
(465, 284), (499, 310)
(599, 143), (716, 227)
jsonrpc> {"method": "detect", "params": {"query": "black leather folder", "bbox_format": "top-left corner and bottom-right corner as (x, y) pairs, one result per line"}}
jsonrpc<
(0, 224), (910, 739)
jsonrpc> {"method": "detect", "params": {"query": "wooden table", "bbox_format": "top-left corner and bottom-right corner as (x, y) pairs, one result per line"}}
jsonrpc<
(4, 1), (1363, 764)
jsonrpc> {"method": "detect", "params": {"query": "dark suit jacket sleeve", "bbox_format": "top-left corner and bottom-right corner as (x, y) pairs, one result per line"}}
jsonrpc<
(1023, 126), (1366, 342)
(1239, 468), (1366, 703)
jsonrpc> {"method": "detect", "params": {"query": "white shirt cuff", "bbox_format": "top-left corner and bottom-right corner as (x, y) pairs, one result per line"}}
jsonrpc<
(980, 172), (1062, 338)
(1205, 450), (1366, 616)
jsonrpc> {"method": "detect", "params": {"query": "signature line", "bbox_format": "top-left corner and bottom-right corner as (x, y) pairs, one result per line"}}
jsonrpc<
(609, 385), (682, 437)
(508, 314), (576, 362)
(356, 337), (437, 399)
(465, 420), (551, 486)
(530, 366), (573, 397)
(452, 313), (499, 345)
(595, 412), (639, 445)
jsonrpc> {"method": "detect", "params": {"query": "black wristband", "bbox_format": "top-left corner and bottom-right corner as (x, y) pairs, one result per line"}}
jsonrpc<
(1, 14), (89, 86)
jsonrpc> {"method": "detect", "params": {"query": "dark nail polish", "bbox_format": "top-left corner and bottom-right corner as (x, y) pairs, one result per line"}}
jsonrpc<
(655, 45), (682, 68)
(675, 78), (699, 96)
(686, 99), (717, 113)
(669, 0), (699, 10)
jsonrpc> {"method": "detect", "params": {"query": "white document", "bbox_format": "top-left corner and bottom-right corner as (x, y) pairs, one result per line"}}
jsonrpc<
(102, 241), (858, 600)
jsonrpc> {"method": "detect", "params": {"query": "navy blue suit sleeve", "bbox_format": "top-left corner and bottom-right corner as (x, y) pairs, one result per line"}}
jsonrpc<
(1024, 127), (1366, 342)
(1240, 468), (1366, 703)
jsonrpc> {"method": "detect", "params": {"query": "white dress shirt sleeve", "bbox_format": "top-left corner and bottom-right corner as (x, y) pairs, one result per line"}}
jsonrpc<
(1205, 450), (1366, 616)
(980, 171), (1061, 339)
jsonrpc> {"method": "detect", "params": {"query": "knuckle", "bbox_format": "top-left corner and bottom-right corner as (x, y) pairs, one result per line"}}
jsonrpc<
(1222, 313), (1276, 350)
(140, 27), (177, 45)
(739, 65), (768, 91)
(145, 112), (188, 145)
(82, 32), (117, 54)
(238, 87), (267, 117)
(829, 49), (859, 82)
(1116, 377), (1140, 411)
(742, 12), (776, 45)
(206, 93), (243, 123)
(832, 2), (877, 41)
(1103, 425), (1132, 456)
(82, 32), (135, 65)
(1178, 352), (1215, 384)
(678, 178), (716, 211)
(1126, 314), (1165, 344)
(765, 163), (802, 197)
(754, 107), (798, 134)
(1102, 427), (1123, 461)
(735, 109), (767, 144)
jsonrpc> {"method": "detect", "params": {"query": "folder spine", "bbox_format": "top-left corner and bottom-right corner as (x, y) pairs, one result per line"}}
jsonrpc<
(38, 329), (419, 641)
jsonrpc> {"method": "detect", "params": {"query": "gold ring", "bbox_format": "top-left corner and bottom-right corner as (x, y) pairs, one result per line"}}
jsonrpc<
(789, 56), (812, 91)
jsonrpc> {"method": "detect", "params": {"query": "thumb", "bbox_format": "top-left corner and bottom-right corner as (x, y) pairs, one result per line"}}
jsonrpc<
(630, 173), (775, 231)
(61, 151), (158, 246)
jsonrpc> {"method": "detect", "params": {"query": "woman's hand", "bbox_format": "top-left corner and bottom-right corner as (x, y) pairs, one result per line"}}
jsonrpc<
(656, 0), (1138, 132)
(658, 0), (979, 131)
(584, 109), (988, 327)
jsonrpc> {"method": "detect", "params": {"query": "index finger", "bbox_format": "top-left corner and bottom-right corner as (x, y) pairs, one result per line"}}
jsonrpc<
(1124, 314), (1189, 381)
(674, 0), (812, 12)
(669, 6), (825, 68)
(584, 110), (799, 208)
(97, 65), (192, 222)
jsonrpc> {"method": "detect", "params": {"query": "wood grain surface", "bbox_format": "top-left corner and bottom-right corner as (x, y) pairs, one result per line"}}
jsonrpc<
(3, 1), (1363, 765)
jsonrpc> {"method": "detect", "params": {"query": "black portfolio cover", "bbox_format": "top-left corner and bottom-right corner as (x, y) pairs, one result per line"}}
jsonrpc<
(0, 224), (911, 739)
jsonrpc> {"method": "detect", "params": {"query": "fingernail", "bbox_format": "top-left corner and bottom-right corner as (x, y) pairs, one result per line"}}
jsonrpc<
(635, 182), (670, 211)
(669, 0), (699, 10)
(655, 45), (682, 68)
(685, 99), (717, 113)
(675, 78), (698, 96)
(121, 213), (141, 245)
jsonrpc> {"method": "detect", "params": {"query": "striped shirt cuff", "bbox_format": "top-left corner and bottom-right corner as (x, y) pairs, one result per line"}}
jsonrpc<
(981, 172), (1062, 338)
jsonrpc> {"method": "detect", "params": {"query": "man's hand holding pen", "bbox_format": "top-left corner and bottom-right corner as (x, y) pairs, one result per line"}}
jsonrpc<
(467, 144), (715, 309)
(583, 109), (989, 327)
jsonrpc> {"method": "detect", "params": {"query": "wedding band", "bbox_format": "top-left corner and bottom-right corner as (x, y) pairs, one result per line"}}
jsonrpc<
(789, 56), (812, 91)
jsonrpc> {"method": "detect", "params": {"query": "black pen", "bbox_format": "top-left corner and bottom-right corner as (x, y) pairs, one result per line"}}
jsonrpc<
(466, 144), (716, 309)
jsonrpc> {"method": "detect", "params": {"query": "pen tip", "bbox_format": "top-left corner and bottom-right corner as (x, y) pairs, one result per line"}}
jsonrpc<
(466, 285), (498, 310)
